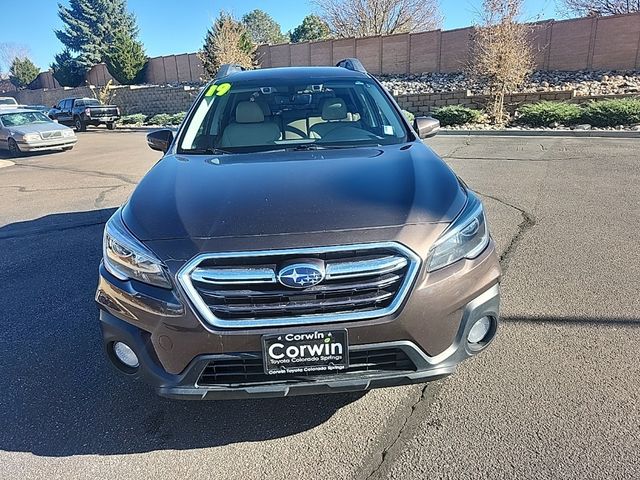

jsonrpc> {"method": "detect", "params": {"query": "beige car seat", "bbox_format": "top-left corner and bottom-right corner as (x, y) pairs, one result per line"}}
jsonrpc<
(309, 98), (360, 138)
(220, 101), (281, 147)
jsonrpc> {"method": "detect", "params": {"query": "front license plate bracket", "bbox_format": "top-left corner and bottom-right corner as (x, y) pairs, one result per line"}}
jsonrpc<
(262, 329), (349, 375)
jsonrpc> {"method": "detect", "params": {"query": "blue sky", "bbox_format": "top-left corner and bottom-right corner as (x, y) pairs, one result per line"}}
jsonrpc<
(0, 0), (557, 71)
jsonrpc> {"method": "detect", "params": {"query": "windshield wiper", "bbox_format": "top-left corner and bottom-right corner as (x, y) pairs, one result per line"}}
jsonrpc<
(285, 144), (357, 151)
(181, 147), (232, 155)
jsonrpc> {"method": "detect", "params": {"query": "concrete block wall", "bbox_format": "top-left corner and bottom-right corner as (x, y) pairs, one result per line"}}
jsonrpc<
(256, 12), (640, 74)
(395, 89), (640, 115)
(7, 85), (202, 116)
(395, 90), (580, 114)
(30, 53), (205, 90)
(23, 12), (640, 92)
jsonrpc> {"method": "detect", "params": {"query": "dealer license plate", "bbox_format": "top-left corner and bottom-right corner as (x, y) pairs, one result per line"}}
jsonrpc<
(262, 329), (349, 375)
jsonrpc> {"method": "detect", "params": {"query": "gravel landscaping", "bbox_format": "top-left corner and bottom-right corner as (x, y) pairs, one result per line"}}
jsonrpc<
(379, 70), (640, 97)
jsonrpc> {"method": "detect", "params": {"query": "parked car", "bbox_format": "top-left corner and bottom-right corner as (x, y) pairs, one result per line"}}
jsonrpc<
(0, 108), (77, 156)
(0, 97), (19, 109)
(48, 97), (120, 131)
(19, 104), (50, 112)
(96, 59), (501, 400)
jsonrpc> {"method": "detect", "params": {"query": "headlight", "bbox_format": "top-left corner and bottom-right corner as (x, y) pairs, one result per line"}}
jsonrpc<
(103, 209), (172, 288)
(23, 133), (40, 142)
(426, 191), (490, 272)
(62, 129), (74, 137)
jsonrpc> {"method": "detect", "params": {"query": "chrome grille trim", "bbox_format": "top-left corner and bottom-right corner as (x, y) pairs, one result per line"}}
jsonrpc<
(325, 255), (408, 280)
(198, 273), (403, 299)
(192, 255), (408, 286)
(178, 242), (421, 329)
(192, 267), (276, 285)
(205, 290), (396, 315)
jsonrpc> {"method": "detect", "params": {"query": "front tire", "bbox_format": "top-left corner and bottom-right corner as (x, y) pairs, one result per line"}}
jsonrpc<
(106, 122), (115, 130)
(62, 146), (74, 152)
(8, 138), (22, 158)
(74, 117), (86, 132)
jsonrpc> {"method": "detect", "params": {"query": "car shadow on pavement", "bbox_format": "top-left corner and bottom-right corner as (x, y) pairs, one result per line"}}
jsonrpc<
(0, 149), (65, 160)
(0, 210), (362, 457)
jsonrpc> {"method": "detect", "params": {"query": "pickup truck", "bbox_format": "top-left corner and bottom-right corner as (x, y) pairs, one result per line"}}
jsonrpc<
(48, 97), (120, 132)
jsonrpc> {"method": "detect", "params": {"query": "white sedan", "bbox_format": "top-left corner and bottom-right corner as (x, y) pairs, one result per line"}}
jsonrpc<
(0, 109), (77, 157)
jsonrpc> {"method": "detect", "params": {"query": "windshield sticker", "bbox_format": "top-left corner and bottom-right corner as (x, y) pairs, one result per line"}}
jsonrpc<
(205, 82), (232, 97)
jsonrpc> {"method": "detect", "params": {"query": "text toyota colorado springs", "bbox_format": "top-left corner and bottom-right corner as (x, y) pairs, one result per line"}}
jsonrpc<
(96, 59), (501, 399)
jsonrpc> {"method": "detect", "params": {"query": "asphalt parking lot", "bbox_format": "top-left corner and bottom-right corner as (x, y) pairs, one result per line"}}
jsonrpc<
(1, 131), (638, 479)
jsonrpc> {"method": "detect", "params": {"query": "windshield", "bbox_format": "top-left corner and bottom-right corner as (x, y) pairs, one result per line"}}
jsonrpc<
(178, 77), (409, 154)
(0, 98), (17, 105)
(76, 99), (101, 107)
(1, 112), (52, 126)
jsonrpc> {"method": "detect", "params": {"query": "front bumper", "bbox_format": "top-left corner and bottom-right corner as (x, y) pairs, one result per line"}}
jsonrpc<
(17, 138), (77, 151)
(98, 281), (500, 400)
(88, 116), (118, 124)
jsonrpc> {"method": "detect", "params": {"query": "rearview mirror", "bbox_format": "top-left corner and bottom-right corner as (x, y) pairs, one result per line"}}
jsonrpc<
(413, 116), (440, 139)
(147, 129), (174, 153)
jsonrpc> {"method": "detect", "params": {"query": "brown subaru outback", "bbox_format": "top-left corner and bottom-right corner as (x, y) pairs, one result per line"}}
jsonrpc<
(96, 59), (501, 400)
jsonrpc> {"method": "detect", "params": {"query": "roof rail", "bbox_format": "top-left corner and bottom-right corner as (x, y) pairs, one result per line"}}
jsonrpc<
(215, 64), (246, 79)
(335, 58), (367, 74)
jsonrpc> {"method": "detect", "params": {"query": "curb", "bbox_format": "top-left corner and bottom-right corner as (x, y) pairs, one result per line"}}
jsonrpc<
(439, 129), (640, 138)
(115, 126), (179, 132)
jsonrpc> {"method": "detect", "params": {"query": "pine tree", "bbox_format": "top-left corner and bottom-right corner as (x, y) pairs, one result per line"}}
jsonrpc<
(55, 0), (138, 69)
(200, 12), (254, 80)
(290, 15), (332, 43)
(242, 9), (289, 45)
(9, 57), (40, 89)
(51, 49), (86, 87)
(105, 30), (147, 84)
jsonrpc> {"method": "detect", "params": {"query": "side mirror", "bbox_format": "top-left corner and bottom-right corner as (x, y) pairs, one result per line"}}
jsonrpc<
(413, 116), (440, 139)
(147, 129), (174, 153)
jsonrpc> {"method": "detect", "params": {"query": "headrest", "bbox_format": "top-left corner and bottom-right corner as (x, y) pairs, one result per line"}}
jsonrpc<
(321, 98), (347, 120)
(236, 101), (264, 123)
(257, 100), (272, 116)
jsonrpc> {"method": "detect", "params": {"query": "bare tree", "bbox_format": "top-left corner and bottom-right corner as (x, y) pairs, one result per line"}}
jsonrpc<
(199, 12), (255, 80)
(469, 0), (533, 124)
(0, 43), (30, 76)
(314, 0), (442, 37)
(561, 0), (640, 16)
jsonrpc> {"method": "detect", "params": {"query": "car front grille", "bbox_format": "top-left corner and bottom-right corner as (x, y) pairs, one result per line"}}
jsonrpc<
(179, 243), (420, 328)
(197, 348), (417, 386)
(41, 130), (62, 139)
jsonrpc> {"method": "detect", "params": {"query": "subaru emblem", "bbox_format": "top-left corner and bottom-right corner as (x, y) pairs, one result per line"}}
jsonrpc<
(277, 260), (325, 289)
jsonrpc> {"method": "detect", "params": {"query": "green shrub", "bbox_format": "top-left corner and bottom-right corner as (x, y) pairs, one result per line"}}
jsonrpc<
(169, 112), (187, 125)
(432, 105), (482, 126)
(517, 101), (582, 127)
(581, 98), (640, 127)
(401, 109), (415, 123)
(146, 113), (173, 126)
(120, 113), (146, 125)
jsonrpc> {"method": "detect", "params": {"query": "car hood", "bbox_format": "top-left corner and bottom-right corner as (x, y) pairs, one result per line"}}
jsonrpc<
(123, 143), (466, 241)
(8, 122), (72, 135)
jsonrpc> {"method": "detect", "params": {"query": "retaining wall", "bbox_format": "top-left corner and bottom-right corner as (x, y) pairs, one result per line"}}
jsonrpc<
(7, 84), (202, 116)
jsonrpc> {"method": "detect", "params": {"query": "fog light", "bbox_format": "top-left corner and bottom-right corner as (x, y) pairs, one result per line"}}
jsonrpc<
(467, 316), (492, 344)
(113, 341), (139, 368)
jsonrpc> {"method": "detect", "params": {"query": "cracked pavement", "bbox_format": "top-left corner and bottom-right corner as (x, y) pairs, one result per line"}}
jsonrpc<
(1, 132), (638, 479)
